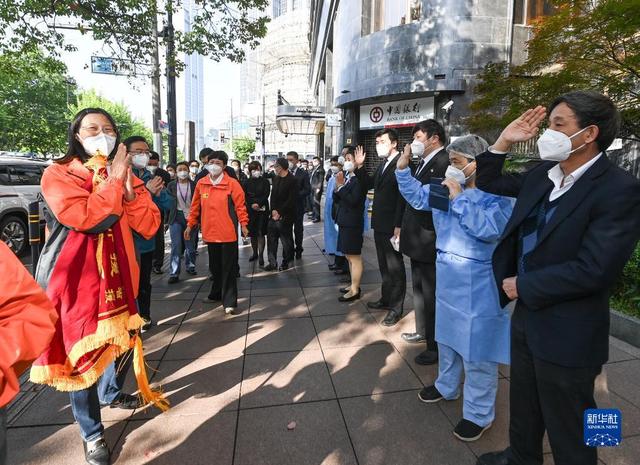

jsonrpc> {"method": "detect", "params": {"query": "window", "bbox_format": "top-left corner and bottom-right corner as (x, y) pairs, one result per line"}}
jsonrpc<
(513, 0), (554, 25)
(273, 0), (287, 18)
(0, 166), (8, 185)
(7, 165), (43, 185)
(362, 0), (422, 36)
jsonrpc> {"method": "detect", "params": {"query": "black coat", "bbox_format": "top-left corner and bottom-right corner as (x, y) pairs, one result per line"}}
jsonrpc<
(334, 175), (366, 229)
(270, 173), (298, 223)
(355, 153), (405, 235)
(244, 176), (270, 236)
(291, 167), (311, 211)
(399, 149), (450, 262)
(476, 150), (640, 367)
(310, 166), (325, 193)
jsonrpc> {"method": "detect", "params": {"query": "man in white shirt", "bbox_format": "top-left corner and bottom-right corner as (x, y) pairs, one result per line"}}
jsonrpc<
(475, 91), (640, 465)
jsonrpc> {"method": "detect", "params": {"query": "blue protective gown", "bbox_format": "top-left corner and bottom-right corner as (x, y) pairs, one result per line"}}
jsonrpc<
(395, 167), (514, 365)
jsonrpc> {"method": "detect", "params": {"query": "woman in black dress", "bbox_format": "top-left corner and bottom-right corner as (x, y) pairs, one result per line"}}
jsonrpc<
(244, 161), (270, 266)
(333, 152), (367, 302)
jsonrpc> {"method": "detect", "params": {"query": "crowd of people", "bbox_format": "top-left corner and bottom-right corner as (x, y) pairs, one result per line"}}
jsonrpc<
(1, 90), (640, 465)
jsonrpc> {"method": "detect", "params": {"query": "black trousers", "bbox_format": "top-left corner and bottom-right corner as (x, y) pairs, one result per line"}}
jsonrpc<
(508, 307), (600, 465)
(373, 230), (406, 313)
(293, 203), (305, 253)
(267, 219), (294, 266)
(137, 251), (154, 319)
(153, 210), (165, 269)
(207, 242), (238, 308)
(410, 259), (436, 343)
(312, 189), (322, 220)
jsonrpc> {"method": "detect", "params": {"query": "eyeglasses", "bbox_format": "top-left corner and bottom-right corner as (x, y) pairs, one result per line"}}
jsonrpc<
(79, 125), (117, 136)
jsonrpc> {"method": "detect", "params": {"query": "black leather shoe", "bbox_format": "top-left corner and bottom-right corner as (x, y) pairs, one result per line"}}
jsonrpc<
(339, 286), (351, 294)
(279, 262), (290, 271)
(476, 450), (510, 465)
(415, 349), (439, 366)
(84, 437), (110, 465)
(382, 310), (402, 326)
(168, 276), (179, 284)
(338, 289), (361, 302)
(263, 264), (277, 271)
(367, 300), (388, 310)
(152, 266), (163, 274)
(109, 393), (140, 409)
(248, 254), (258, 262)
(401, 333), (426, 344)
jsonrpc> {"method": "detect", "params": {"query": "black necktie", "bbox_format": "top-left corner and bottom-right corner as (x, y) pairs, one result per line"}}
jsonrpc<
(415, 160), (427, 178)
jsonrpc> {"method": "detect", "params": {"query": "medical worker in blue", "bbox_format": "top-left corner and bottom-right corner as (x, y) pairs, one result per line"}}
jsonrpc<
(324, 155), (346, 267)
(395, 135), (514, 443)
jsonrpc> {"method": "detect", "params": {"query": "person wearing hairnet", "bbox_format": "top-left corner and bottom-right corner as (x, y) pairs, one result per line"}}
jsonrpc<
(395, 135), (515, 442)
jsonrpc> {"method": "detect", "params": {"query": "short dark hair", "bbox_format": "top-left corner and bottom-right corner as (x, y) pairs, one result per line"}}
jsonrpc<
(549, 91), (620, 152)
(208, 150), (228, 165)
(313, 156), (321, 162)
(286, 151), (299, 160)
(123, 136), (148, 150)
(56, 108), (121, 165)
(375, 128), (398, 144)
(230, 159), (241, 166)
(275, 157), (288, 170)
(330, 155), (339, 163)
(149, 150), (160, 161)
(412, 119), (446, 145)
(199, 147), (214, 161)
(301, 159), (309, 164)
(248, 160), (262, 172)
(166, 163), (176, 170)
(342, 146), (355, 156)
(189, 160), (200, 167)
(176, 161), (189, 169)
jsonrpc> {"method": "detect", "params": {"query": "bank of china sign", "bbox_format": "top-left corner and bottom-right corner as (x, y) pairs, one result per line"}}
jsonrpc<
(360, 97), (435, 129)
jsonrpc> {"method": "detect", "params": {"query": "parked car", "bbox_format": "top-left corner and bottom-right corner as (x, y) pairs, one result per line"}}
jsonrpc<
(0, 158), (48, 255)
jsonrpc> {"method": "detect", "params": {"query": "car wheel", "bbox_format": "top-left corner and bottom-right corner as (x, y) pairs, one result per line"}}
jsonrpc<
(0, 215), (28, 256)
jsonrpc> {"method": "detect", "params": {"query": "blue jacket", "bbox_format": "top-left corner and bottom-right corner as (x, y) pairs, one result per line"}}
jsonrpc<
(396, 167), (514, 364)
(132, 167), (175, 254)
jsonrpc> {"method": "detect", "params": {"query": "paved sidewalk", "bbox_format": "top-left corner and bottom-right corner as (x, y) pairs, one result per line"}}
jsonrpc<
(7, 221), (640, 465)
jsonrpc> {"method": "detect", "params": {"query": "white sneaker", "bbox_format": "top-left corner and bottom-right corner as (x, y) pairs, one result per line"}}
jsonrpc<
(224, 307), (236, 315)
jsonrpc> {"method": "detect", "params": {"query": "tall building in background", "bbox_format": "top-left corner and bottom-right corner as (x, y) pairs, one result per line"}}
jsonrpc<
(183, 0), (205, 154)
(240, 0), (316, 159)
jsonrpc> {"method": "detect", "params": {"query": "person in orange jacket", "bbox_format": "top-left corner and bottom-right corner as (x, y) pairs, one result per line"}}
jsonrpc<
(185, 150), (249, 315)
(30, 108), (166, 465)
(0, 242), (57, 465)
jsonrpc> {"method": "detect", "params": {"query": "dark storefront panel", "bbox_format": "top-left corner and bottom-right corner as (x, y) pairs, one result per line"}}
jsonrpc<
(358, 127), (414, 174)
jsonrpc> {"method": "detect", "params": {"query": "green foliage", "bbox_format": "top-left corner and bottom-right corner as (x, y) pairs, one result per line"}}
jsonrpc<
(68, 89), (152, 142)
(611, 243), (640, 319)
(469, 0), (640, 142)
(225, 137), (255, 162)
(0, 0), (270, 77)
(0, 49), (72, 154)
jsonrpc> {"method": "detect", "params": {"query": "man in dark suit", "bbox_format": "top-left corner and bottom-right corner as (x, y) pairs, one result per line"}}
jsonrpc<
(310, 156), (325, 222)
(354, 128), (407, 326)
(265, 158), (298, 271)
(475, 91), (640, 465)
(398, 120), (450, 365)
(287, 151), (311, 259)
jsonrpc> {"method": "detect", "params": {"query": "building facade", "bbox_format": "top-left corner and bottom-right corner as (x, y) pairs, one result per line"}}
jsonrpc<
(240, 0), (317, 160)
(310, 0), (551, 169)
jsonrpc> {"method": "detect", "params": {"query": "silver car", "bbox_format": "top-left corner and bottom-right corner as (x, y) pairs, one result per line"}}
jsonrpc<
(0, 158), (48, 255)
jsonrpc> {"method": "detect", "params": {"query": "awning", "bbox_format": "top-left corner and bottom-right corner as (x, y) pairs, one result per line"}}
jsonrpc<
(276, 104), (326, 135)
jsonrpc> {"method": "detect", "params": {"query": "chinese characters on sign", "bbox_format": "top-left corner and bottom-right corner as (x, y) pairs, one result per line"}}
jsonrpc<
(359, 97), (435, 129)
(584, 408), (622, 447)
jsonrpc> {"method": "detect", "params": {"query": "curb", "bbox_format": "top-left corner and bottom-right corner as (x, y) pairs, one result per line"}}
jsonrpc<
(611, 309), (640, 349)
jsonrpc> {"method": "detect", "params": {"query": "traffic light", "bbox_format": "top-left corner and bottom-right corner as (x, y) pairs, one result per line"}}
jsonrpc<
(255, 127), (262, 142)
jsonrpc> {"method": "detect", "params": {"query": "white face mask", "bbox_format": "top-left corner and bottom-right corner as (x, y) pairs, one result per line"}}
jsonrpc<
(177, 170), (189, 180)
(376, 143), (390, 158)
(537, 127), (590, 161)
(445, 162), (474, 186)
(251, 170), (262, 178)
(189, 166), (199, 174)
(206, 163), (223, 177)
(288, 161), (295, 170)
(147, 165), (158, 175)
(132, 153), (150, 169)
(343, 161), (355, 172)
(330, 165), (340, 174)
(411, 140), (425, 157)
(80, 133), (117, 157)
